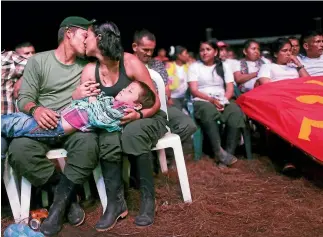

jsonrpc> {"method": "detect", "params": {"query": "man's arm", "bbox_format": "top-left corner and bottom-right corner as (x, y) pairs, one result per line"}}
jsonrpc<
(17, 58), (40, 113)
(128, 56), (161, 118)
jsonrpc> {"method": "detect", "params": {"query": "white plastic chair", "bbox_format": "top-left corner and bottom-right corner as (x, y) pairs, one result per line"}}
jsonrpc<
(15, 149), (107, 224)
(149, 68), (192, 203)
(3, 158), (21, 223)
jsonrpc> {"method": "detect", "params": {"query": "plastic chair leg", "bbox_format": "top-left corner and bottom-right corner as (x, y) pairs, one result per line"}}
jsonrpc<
(20, 177), (32, 224)
(158, 149), (168, 173)
(172, 143), (192, 203)
(193, 127), (203, 161)
(3, 163), (21, 223)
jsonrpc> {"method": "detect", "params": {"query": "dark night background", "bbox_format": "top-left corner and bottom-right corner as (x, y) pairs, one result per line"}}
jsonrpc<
(1, 1), (323, 55)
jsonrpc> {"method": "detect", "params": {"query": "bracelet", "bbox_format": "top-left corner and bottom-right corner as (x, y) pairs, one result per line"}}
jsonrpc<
(137, 110), (143, 119)
(296, 65), (305, 71)
(29, 106), (40, 116)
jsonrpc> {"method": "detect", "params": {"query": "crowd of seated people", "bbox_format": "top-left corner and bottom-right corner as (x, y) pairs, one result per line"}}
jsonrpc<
(1, 14), (323, 236)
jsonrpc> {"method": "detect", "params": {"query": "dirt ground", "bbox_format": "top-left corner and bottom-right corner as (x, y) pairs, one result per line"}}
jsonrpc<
(2, 151), (323, 237)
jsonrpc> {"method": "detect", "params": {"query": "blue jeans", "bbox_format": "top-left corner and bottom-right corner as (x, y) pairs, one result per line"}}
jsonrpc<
(1, 112), (65, 138)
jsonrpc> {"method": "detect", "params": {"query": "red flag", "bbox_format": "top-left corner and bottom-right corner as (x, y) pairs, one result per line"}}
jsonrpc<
(236, 76), (323, 164)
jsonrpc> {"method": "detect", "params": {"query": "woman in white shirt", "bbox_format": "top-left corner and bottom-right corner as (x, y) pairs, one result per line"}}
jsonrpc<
(188, 40), (247, 167)
(257, 38), (309, 176)
(233, 40), (270, 93)
(258, 38), (309, 85)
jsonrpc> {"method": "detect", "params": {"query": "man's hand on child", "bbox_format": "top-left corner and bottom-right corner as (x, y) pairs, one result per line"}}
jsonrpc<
(33, 107), (60, 130)
(120, 108), (140, 125)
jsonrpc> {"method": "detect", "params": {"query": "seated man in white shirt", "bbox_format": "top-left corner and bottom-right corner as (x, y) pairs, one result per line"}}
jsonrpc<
(298, 30), (323, 76)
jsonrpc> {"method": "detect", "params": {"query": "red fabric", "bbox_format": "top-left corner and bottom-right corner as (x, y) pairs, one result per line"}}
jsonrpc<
(236, 76), (323, 163)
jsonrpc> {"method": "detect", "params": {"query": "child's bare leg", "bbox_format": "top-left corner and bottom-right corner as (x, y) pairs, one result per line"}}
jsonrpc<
(61, 117), (77, 135)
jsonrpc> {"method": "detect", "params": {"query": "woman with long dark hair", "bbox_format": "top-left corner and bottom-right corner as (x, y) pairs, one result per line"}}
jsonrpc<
(188, 40), (246, 167)
(73, 21), (168, 230)
(258, 38), (309, 85)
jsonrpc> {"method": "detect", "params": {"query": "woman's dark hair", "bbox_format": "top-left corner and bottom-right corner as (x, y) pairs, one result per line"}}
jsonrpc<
(243, 39), (260, 51)
(270, 38), (291, 62)
(200, 40), (224, 80)
(93, 21), (123, 61)
(169, 45), (187, 61)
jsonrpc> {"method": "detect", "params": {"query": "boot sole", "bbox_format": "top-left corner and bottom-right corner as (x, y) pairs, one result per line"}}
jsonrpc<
(135, 221), (154, 228)
(70, 209), (86, 227)
(96, 210), (128, 232)
(135, 200), (157, 228)
(228, 157), (238, 166)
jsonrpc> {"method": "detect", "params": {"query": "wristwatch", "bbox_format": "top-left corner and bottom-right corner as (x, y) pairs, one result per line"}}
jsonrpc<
(29, 106), (39, 116)
(296, 65), (305, 71)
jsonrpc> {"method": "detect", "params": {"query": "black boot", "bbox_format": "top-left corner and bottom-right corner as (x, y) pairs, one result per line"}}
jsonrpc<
(201, 120), (237, 166)
(134, 152), (155, 227)
(225, 126), (241, 156)
(95, 161), (128, 231)
(40, 175), (77, 236)
(66, 192), (85, 226)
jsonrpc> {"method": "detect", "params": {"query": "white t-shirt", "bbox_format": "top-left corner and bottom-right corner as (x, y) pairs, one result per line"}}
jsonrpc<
(170, 64), (188, 99)
(297, 54), (323, 76)
(233, 58), (271, 92)
(225, 59), (239, 72)
(257, 63), (299, 82)
(187, 61), (234, 104)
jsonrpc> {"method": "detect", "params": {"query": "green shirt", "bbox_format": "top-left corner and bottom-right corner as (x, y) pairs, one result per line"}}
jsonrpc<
(18, 50), (88, 112)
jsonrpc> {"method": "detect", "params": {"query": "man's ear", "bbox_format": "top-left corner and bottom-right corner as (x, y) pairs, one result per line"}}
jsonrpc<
(133, 103), (142, 110)
(132, 43), (138, 53)
(65, 28), (75, 40)
(303, 42), (309, 51)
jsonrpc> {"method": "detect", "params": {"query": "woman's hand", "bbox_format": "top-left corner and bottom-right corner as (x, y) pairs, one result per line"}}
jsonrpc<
(289, 55), (302, 67)
(72, 81), (100, 100)
(120, 108), (140, 125)
(209, 98), (224, 111)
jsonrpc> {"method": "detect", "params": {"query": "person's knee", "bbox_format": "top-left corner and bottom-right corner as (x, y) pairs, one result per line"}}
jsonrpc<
(197, 108), (220, 124)
(64, 132), (99, 184)
(99, 131), (122, 163)
(8, 137), (54, 187)
(8, 137), (34, 167)
(170, 114), (197, 140)
(122, 118), (167, 155)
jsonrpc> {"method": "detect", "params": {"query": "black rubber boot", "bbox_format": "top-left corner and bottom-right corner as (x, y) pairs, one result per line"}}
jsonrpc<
(40, 175), (77, 236)
(134, 152), (155, 227)
(225, 125), (241, 156)
(201, 120), (237, 166)
(66, 194), (85, 226)
(95, 161), (128, 231)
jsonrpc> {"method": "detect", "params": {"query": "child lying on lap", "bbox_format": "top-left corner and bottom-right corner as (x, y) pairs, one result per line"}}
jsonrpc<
(2, 81), (155, 139)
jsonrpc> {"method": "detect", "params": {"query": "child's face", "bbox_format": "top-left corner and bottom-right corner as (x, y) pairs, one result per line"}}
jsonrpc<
(115, 82), (142, 106)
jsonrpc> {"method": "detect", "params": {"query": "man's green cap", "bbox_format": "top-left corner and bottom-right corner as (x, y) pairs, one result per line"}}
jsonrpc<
(60, 16), (96, 30)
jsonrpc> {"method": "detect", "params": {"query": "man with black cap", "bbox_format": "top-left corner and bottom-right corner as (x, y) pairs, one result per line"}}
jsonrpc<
(8, 16), (98, 236)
